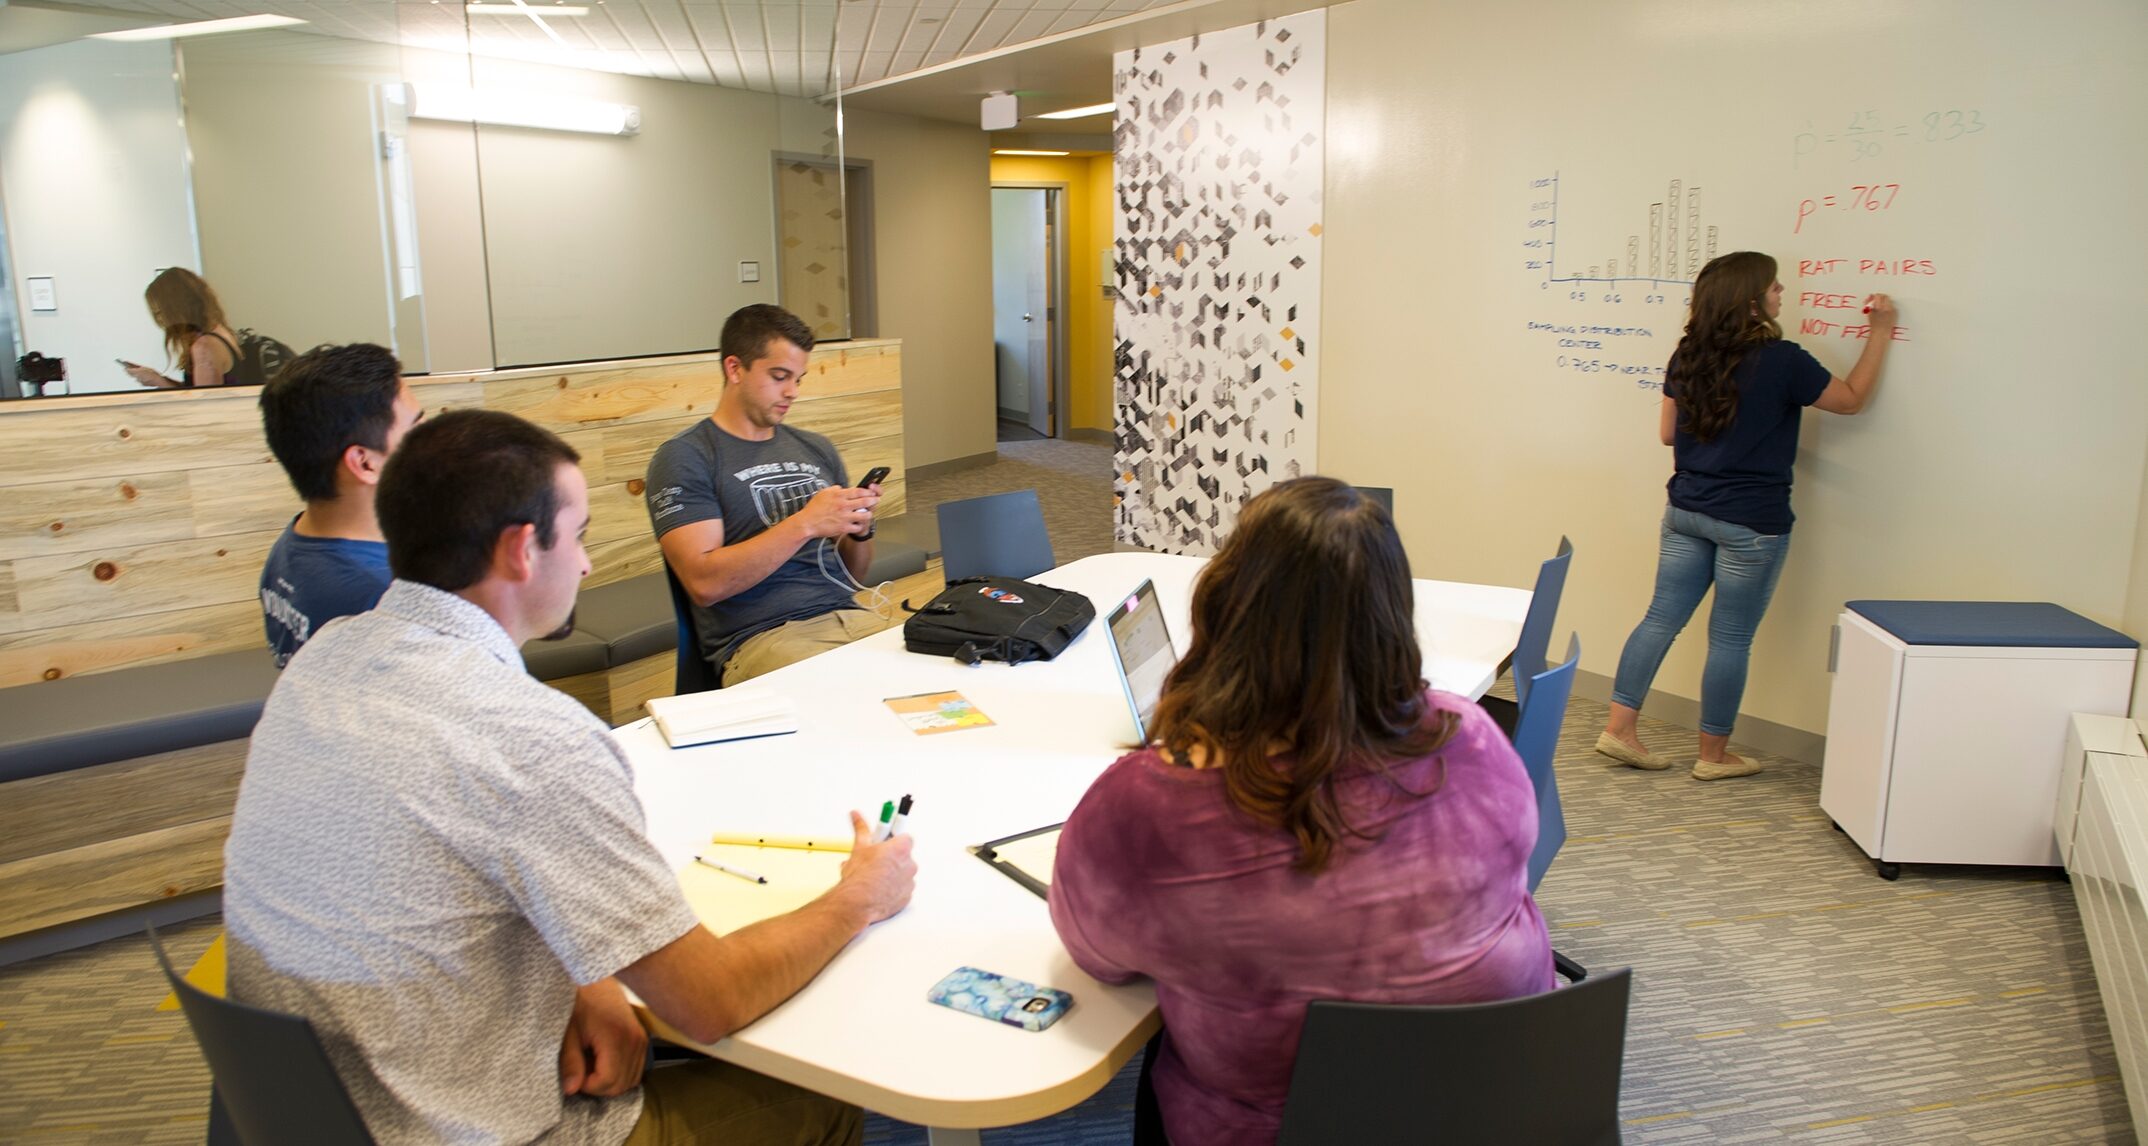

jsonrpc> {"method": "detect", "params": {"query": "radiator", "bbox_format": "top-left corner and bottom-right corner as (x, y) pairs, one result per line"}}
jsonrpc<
(2059, 712), (2148, 1133)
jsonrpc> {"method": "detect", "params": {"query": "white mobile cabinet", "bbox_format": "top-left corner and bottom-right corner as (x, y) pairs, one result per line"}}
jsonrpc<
(1819, 600), (2138, 880)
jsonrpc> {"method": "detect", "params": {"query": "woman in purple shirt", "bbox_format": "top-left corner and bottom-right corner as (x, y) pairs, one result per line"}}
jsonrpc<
(1049, 476), (1553, 1146)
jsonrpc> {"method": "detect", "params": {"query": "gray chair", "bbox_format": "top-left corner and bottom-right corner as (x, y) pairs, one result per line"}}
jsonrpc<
(663, 565), (722, 696)
(1352, 485), (1394, 517)
(1513, 634), (1588, 984)
(1480, 535), (1574, 739)
(148, 924), (374, 1146)
(936, 489), (1054, 581)
(1277, 968), (1633, 1146)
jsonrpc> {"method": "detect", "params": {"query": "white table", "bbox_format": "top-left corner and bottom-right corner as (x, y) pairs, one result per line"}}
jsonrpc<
(620, 551), (1530, 1143)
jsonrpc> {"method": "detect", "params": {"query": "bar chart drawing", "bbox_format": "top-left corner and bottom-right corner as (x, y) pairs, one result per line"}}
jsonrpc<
(1528, 173), (1715, 287)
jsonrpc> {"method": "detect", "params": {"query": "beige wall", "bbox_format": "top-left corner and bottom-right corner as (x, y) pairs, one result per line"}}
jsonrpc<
(181, 31), (400, 357)
(451, 54), (794, 367)
(843, 107), (996, 468)
(2129, 456), (2148, 720)
(1321, 0), (2148, 740)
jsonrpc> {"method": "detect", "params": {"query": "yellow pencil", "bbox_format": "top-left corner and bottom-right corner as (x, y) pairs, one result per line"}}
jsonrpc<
(707, 832), (853, 853)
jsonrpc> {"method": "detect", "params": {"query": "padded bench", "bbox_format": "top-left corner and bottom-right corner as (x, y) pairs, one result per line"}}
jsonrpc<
(549, 538), (931, 723)
(0, 537), (932, 946)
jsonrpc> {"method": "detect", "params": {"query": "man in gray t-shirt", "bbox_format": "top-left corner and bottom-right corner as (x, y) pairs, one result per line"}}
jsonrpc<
(646, 305), (891, 685)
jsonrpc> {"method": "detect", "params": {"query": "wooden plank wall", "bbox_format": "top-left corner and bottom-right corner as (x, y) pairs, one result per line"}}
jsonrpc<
(0, 340), (904, 688)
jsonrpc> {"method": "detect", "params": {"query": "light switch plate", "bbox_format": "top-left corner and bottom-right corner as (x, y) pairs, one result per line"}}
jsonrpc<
(27, 276), (55, 311)
(739, 261), (761, 283)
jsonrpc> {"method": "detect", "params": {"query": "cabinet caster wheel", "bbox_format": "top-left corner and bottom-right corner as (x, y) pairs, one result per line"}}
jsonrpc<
(1875, 861), (1901, 881)
(1831, 819), (1845, 834)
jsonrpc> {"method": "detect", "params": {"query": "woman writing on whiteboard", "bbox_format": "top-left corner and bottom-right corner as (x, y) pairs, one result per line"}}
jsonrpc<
(123, 268), (242, 389)
(1597, 251), (1896, 779)
(1049, 477), (1552, 1145)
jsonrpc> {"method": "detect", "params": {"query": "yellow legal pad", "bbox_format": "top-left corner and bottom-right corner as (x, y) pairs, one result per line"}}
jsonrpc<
(678, 847), (846, 933)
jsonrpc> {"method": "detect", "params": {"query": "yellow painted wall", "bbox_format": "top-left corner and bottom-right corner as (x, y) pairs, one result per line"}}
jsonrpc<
(990, 155), (1115, 432)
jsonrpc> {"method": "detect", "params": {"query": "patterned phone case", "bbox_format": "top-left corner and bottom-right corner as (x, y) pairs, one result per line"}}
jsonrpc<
(925, 966), (1074, 1032)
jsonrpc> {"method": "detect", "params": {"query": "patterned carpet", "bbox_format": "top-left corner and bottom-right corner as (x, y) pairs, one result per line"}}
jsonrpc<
(0, 444), (2132, 1142)
(898, 438), (1117, 566)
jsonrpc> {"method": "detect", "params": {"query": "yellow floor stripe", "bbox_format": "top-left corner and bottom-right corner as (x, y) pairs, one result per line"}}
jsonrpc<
(1807, 1074), (2117, 1131)
(1887, 997), (1973, 1014)
(1624, 1111), (1694, 1125)
(103, 1033), (174, 1046)
(1972, 1075), (2117, 1102)
(1691, 980), (2060, 1040)
(156, 932), (228, 1011)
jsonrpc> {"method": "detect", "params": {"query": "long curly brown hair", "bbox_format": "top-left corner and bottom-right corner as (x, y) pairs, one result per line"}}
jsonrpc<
(1148, 477), (1458, 874)
(1667, 251), (1781, 442)
(144, 268), (227, 366)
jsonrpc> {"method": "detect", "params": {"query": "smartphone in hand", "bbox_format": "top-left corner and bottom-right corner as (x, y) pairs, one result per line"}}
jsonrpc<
(857, 465), (892, 490)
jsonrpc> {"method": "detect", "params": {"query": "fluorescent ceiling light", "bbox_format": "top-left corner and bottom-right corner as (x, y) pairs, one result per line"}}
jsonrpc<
(404, 82), (640, 136)
(1034, 103), (1114, 120)
(994, 149), (1071, 156)
(467, 4), (591, 14)
(93, 14), (306, 41)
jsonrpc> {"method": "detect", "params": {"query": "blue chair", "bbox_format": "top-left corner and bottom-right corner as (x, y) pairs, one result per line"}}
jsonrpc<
(1277, 968), (1632, 1146)
(1480, 535), (1573, 738)
(1511, 633), (1587, 983)
(664, 564), (721, 695)
(936, 489), (1055, 582)
(148, 924), (375, 1146)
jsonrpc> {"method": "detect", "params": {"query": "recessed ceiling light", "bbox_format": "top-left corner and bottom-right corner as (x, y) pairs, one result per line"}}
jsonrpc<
(468, 3), (591, 13)
(994, 149), (1071, 157)
(1034, 103), (1114, 120)
(93, 14), (307, 40)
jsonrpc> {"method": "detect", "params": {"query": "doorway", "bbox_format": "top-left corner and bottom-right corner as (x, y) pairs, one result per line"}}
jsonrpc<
(990, 184), (1068, 440)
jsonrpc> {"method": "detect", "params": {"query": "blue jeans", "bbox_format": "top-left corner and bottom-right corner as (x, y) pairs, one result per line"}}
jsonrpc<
(1610, 506), (1792, 737)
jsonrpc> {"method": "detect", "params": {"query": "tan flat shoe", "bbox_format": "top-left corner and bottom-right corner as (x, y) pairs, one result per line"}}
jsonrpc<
(1692, 754), (1763, 781)
(1596, 731), (1671, 771)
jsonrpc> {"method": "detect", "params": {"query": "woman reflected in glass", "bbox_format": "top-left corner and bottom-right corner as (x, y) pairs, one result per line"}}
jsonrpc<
(124, 268), (242, 389)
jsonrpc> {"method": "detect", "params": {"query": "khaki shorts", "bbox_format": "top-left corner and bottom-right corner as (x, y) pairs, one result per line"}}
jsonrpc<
(721, 609), (895, 687)
(622, 1056), (861, 1146)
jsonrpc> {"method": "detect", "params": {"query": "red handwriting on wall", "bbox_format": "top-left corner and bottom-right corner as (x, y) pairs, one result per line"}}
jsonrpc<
(1799, 258), (1937, 277)
(1799, 317), (1913, 342)
(1795, 184), (1902, 233)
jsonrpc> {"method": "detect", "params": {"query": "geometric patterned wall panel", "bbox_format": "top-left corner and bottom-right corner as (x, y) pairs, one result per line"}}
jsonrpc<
(1112, 11), (1324, 554)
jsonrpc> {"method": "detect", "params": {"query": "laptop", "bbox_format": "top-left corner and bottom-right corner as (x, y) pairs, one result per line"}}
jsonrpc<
(1104, 579), (1179, 743)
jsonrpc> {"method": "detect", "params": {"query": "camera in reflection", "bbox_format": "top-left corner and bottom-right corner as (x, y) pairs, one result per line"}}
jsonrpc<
(16, 352), (65, 398)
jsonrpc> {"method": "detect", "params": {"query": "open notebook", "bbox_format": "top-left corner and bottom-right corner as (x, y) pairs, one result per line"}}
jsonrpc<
(644, 686), (798, 749)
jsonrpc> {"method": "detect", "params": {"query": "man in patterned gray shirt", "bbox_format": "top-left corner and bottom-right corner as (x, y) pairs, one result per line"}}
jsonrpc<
(224, 409), (915, 1144)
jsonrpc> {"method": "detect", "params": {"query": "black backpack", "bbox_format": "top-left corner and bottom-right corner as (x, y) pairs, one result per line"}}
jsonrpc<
(903, 576), (1096, 665)
(233, 328), (297, 386)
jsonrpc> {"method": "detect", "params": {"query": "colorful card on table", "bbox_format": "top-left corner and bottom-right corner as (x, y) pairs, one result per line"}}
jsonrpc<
(885, 690), (994, 735)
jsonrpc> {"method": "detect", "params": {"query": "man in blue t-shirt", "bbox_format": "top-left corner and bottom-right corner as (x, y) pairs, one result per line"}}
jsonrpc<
(258, 344), (424, 667)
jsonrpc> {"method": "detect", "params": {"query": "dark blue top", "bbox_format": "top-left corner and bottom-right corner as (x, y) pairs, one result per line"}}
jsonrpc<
(259, 518), (393, 668)
(1664, 340), (1833, 535)
(1847, 601), (2138, 649)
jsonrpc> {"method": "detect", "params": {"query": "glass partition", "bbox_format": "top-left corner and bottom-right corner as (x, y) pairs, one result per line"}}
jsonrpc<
(0, 2), (851, 396)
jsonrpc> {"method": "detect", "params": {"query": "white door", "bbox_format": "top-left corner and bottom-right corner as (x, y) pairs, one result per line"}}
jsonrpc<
(990, 188), (1053, 436)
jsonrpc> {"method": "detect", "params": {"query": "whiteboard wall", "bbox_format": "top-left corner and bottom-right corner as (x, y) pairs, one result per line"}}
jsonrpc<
(1320, 0), (2148, 739)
